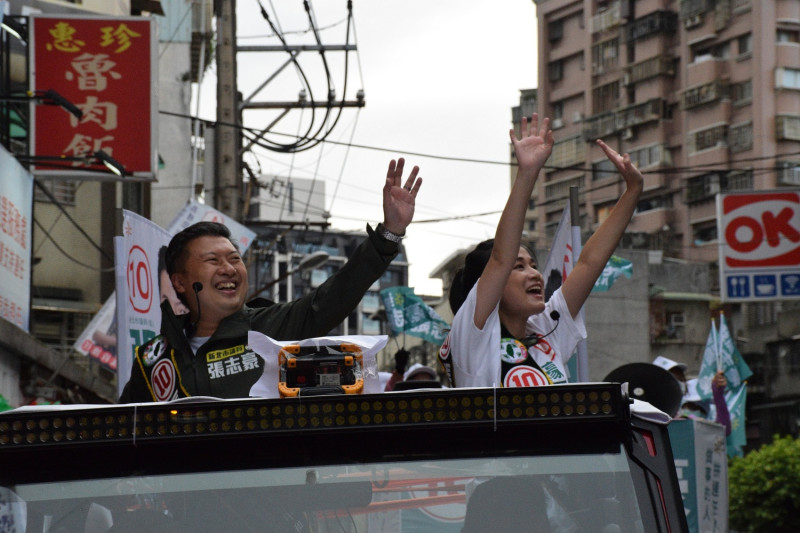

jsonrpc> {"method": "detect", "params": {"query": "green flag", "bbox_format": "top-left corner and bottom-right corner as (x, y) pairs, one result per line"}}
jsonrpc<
(379, 286), (449, 345)
(698, 313), (753, 456)
(591, 255), (633, 292)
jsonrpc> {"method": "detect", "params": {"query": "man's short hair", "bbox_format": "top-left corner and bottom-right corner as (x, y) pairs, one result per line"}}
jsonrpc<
(165, 222), (238, 275)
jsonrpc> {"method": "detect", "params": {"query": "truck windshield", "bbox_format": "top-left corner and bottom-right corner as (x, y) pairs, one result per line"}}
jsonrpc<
(3, 445), (642, 533)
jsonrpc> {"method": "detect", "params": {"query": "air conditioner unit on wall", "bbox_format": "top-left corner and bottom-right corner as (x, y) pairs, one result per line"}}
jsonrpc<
(622, 127), (634, 140)
(670, 314), (686, 327)
(552, 118), (564, 129)
(684, 15), (702, 29)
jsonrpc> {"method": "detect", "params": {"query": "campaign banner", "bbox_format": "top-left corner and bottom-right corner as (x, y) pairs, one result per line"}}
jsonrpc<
(668, 418), (729, 533)
(114, 211), (173, 397)
(0, 146), (33, 331)
(74, 202), (256, 381)
(166, 200), (256, 251)
(29, 14), (157, 178)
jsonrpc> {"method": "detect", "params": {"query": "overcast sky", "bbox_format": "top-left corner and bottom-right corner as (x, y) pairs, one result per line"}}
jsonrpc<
(197, 0), (539, 296)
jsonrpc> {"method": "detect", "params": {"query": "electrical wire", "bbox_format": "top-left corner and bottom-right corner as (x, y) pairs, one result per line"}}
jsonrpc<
(33, 218), (115, 272)
(33, 180), (113, 262)
(255, 0), (318, 151)
(248, 0), (356, 154)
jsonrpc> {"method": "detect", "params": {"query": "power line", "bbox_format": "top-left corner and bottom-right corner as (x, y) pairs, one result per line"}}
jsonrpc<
(162, 109), (800, 173)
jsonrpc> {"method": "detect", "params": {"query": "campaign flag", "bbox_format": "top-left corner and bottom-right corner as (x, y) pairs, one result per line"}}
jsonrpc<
(542, 200), (573, 302)
(379, 286), (449, 345)
(698, 313), (753, 393)
(114, 211), (172, 398)
(541, 200), (587, 381)
(697, 313), (753, 456)
(592, 255), (633, 292)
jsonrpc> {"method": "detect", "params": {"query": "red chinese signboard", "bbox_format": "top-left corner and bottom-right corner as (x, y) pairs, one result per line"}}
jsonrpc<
(29, 15), (156, 179)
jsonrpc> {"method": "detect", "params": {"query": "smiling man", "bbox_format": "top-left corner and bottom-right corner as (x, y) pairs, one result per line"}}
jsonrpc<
(119, 158), (422, 403)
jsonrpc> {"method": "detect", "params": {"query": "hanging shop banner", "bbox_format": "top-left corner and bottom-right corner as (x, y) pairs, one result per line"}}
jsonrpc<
(29, 14), (157, 179)
(0, 146), (33, 332)
(717, 190), (800, 302)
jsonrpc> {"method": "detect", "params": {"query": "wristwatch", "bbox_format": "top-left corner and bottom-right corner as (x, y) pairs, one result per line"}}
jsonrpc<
(376, 223), (404, 243)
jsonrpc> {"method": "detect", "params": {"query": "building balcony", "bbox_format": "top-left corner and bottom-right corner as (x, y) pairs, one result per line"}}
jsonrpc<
(615, 99), (665, 130)
(682, 80), (725, 110)
(583, 99), (666, 140)
(590, 2), (622, 34)
(630, 207), (675, 234)
(623, 55), (677, 86)
(686, 57), (726, 87)
(680, 0), (713, 31)
(624, 11), (678, 43)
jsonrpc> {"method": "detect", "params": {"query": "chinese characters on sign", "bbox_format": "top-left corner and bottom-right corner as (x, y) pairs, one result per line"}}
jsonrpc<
(0, 147), (33, 331)
(30, 16), (155, 177)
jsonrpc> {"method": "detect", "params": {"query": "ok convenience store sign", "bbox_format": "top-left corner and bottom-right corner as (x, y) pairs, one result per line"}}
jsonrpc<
(717, 191), (800, 302)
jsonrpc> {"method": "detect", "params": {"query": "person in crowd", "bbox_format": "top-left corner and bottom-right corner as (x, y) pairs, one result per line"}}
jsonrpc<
(652, 355), (689, 395)
(439, 114), (643, 389)
(403, 363), (439, 383)
(383, 348), (410, 391)
(680, 373), (732, 436)
(119, 158), (422, 402)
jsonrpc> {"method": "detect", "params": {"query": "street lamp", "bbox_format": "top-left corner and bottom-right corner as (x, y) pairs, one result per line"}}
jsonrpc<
(248, 250), (329, 301)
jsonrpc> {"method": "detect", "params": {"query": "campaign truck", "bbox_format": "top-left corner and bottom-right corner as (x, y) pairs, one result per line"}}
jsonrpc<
(0, 383), (688, 532)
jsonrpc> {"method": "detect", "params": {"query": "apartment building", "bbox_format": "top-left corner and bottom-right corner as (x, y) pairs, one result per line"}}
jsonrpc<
(531, 0), (799, 277)
(528, 0), (800, 445)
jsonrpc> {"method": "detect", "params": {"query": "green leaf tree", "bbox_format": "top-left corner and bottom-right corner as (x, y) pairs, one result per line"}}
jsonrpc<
(729, 435), (800, 532)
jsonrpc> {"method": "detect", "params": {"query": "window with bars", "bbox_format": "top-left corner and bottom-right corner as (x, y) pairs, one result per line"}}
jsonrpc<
(592, 158), (616, 181)
(686, 173), (723, 203)
(549, 60), (564, 82)
(592, 81), (620, 113)
(34, 180), (78, 206)
(591, 38), (619, 75)
(776, 115), (800, 141)
(628, 144), (669, 168)
(777, 161), (800, 186)
(729, 122), (753, 152)
(737, 33), (752, 56)
(689, 124), (728, 153)
(549, 136), (586, 168)
(727, 170), (753, 191)
(548, 18), (564, 42)
(683, 81), (723, 109)
(775, 68), (800, 90)
(731, 79), (752, 106)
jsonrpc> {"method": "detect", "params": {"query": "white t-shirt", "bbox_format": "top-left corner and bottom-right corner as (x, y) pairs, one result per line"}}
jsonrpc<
(439, 282), (586, 388)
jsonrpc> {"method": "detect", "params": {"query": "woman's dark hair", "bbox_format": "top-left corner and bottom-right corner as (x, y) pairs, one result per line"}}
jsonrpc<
(448, 239), (537, 314)
(165, 222), (237, 275)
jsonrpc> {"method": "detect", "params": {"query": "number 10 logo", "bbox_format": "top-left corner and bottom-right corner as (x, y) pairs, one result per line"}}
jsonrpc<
(127, 245), (152, 313)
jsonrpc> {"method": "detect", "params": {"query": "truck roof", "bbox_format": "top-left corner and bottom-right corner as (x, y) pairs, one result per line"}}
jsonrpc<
(0, 382), (688, 532)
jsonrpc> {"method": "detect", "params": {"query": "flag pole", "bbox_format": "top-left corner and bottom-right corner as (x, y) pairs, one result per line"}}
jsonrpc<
(711, 312), (722, 372)
(570, 186), (589, 382)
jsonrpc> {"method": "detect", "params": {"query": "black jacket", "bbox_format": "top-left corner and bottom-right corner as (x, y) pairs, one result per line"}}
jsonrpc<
(119, 225), (398, 402)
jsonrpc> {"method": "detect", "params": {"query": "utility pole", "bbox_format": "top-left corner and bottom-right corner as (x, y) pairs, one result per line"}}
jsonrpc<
(214, 2), (365, 221)
(215, 0), (242, 220)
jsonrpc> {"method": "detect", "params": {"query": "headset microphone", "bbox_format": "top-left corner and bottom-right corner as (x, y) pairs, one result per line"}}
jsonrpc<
(522, 310), (560, 348)
(186, 282), (203, 338)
